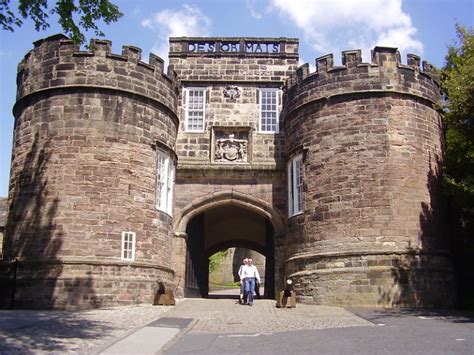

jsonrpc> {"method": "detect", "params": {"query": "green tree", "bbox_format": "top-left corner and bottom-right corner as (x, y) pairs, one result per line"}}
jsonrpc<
(0, 0), (122, 44)
(209, 250), (227, 274)
(442, 25), (474, 236)
(441, 24), (474, 307)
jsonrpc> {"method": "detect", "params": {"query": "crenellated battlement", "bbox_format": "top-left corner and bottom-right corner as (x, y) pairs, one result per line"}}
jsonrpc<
(289, 46), (437, 80)
(284, 46), (440, 115)
(16, 34), (179, 113)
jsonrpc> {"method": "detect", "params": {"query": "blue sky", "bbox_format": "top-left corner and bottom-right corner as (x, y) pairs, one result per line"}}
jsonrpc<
(0, 0), (473, 198)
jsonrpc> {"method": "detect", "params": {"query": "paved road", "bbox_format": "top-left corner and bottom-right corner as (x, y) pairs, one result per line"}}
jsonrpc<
(0, 304), (171, 354)
(0, 295), (473, 354)
(165, 307), (474, 355)
(164, 298), (371, 333)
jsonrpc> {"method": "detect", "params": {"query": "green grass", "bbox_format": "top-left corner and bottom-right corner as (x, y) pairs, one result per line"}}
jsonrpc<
(209, 281), (240, 289)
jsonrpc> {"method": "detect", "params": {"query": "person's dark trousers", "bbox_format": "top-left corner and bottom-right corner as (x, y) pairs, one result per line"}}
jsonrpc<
(244, 277), (255, 305)
(255, 278), (260, 299)
(239, 282), (246, 304)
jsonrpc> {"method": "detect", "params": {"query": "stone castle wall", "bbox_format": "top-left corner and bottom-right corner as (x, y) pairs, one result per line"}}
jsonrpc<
(169, 37), (298, 217)
(169, 37), (298, 168)
(4, 34), (179, 308)
(282, 47), (455, 307)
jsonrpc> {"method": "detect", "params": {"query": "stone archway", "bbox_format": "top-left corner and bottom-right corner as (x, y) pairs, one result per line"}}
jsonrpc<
(172, 191), (284, 298)
(174, 191), (285, 237)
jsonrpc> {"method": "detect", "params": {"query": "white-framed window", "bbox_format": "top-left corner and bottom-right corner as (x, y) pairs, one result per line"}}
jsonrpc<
(259, 88), (280, 133)
(185, 87), (206, 132)
(156, 149), (175, 215)
(121, 231), (136, 261)
(288, 154), (303, 216)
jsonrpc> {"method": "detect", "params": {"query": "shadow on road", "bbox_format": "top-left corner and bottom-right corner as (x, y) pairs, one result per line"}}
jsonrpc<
(0, 310), (116, 353)
(349, 307), (474, 324)
(207, 287), (265, 301)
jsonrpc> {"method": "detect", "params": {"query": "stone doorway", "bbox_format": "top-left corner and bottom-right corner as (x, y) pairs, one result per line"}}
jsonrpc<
(182, 205), (275, 299)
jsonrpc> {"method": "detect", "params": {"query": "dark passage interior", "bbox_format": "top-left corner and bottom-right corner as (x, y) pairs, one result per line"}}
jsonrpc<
(184, 205), (275, 299)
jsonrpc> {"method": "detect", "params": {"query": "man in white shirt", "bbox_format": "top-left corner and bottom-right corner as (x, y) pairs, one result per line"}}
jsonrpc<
(240, 257), (261, 306)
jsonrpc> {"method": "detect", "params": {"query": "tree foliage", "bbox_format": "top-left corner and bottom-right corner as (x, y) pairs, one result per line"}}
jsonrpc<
(0, 0), (122, 44)
(441, 25), (474, 240)
(209, 250), (228, 274)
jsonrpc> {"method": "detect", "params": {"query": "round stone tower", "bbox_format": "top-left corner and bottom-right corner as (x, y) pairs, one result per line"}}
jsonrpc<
(4, 34), (179, 309)
(283, 47), (455, 307)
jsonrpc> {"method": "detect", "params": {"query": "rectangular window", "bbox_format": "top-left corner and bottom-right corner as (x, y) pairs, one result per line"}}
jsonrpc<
(121, 231), (136, 261)
(259, 89), (279, 133)
(185, 87), (206, 132)
(288, 154), (303, 216)
(156, 149), (175, 215)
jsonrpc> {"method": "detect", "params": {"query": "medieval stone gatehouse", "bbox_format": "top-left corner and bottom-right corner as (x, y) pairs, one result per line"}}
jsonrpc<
(0, 34), (455, 309)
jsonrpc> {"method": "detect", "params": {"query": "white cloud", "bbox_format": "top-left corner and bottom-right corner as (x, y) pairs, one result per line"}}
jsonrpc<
(141, 4), (211, 64)
(270, 0), (422, 63)
(247, 0), (263, 19)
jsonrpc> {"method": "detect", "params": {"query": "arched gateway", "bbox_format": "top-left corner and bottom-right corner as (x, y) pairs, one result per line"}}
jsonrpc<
(172, 191), (284, 298)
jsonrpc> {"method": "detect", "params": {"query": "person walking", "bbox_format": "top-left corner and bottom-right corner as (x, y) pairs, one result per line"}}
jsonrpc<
(237, 258), (248, 304)
(240, 257), (260, 306)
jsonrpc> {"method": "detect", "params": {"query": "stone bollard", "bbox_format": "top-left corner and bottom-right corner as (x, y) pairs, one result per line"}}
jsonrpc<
(153, 282), (176, 306)
(276, 279), (296, 308)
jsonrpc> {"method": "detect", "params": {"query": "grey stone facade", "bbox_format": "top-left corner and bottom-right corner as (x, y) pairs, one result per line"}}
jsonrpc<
(0, 34), (455, 309)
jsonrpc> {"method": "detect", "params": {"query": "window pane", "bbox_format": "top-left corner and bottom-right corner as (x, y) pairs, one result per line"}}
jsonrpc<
(295, 157), (303, 213)
(156, 150), (175, 215)
(288, 155), (303, 216)
(260, 90), (279, 132)
(186, 88), (205, 131)
(296, 158), (303, 212)
(156, 153), (166, 210)
(122, 232), (135, 261)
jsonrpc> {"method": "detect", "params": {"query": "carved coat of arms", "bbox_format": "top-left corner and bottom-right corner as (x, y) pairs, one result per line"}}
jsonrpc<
(215, 134), (247, 162)
(223, 86), (241, 100)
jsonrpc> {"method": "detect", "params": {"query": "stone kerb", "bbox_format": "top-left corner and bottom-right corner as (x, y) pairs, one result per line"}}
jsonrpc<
(16, 34), (179, 117)
(283, 46), (441, 116)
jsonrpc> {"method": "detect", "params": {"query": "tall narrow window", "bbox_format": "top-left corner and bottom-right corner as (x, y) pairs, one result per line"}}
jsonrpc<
(185, 87), (206, 132)
(288, 154), (303, 216)
(156, 149), (175, 215)
(259, 89), (279, 133)
(121, 231), (136, 261)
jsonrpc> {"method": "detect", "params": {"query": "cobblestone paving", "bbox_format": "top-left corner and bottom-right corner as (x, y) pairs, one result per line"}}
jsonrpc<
(163, 299), (373, 334)
(0, 304), (171, 354)
(0, 298), (372, 353)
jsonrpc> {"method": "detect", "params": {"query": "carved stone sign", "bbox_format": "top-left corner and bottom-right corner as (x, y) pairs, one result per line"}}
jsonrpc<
(212, 128), (250, 164)
(188, 41), (280, 54)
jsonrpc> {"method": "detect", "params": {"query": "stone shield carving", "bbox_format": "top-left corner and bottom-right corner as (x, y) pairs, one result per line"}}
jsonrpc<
(223, 86), (241, 100)
(215, 134), (247, 162)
